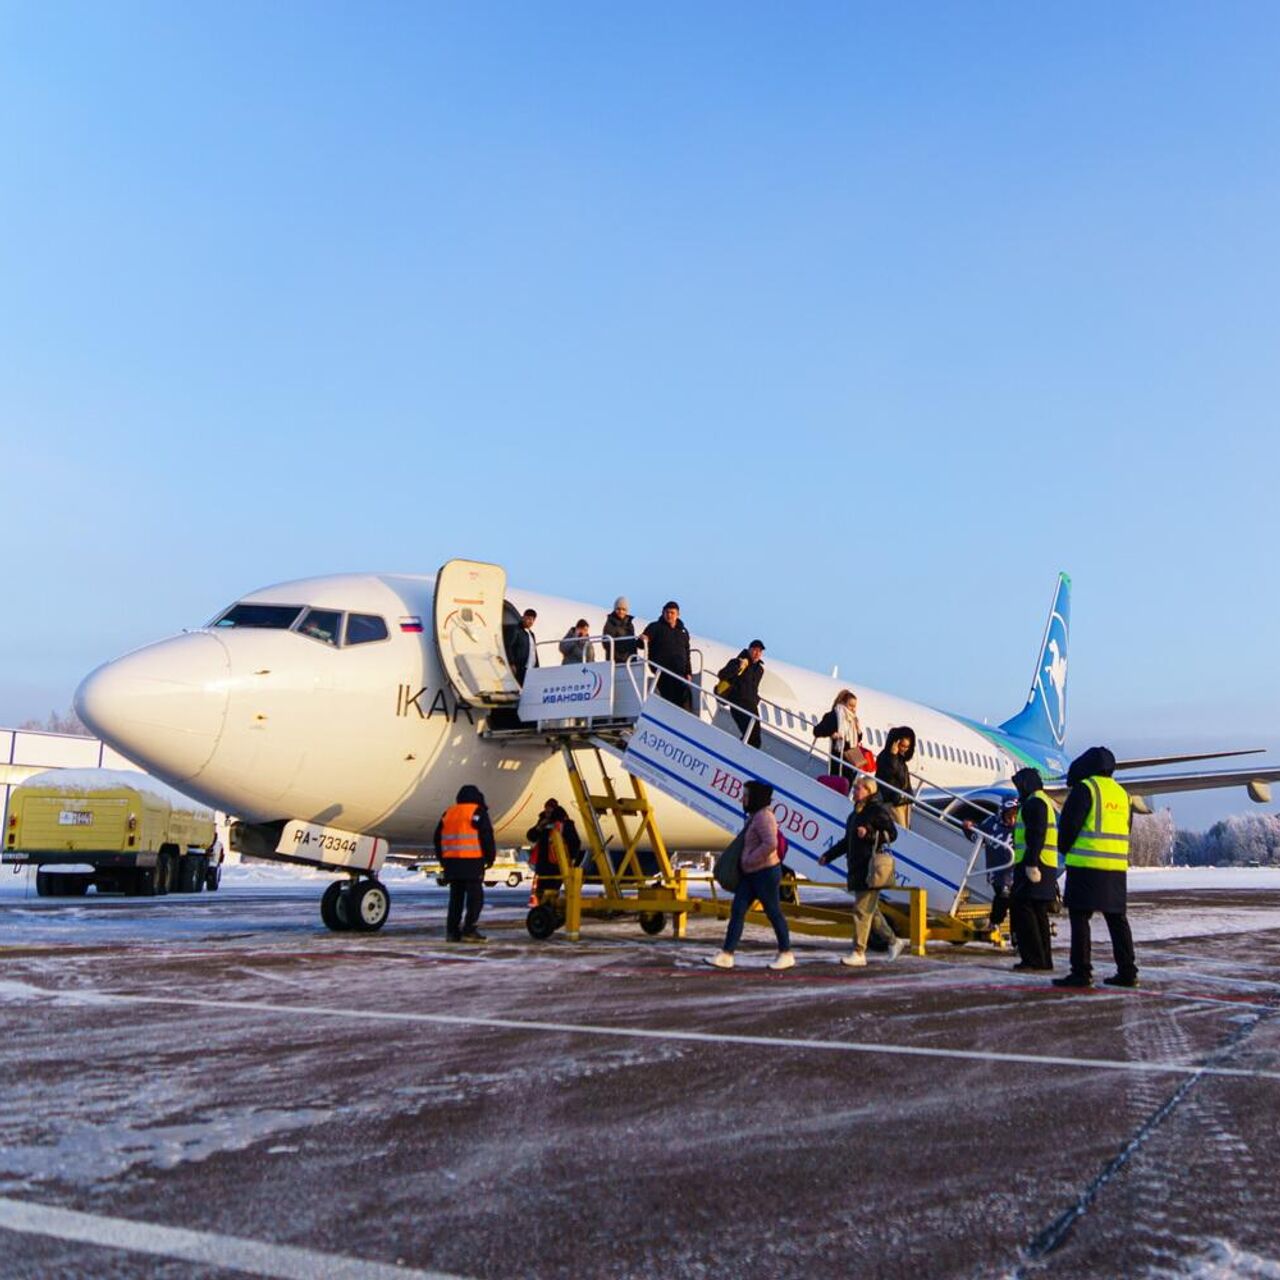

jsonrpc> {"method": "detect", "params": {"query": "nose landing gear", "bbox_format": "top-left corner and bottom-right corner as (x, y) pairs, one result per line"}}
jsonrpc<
(320, 876), (391, 932)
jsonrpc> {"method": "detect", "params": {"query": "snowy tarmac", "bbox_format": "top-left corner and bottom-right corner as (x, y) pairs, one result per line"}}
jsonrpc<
(1, 866), (1279, 1279)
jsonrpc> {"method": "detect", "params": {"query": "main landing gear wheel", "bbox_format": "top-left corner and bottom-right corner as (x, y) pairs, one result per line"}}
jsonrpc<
(348, 880), (390, 932)
(321, 880), (351, 931)
(526, 904), (559, 940)
(638, 911), (667, 936)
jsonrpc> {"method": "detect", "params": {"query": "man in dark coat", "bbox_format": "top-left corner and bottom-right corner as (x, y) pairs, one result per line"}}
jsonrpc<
(641, 601), (693, 710)
(504, 608), (539, 685)
(963, 797), (1018, 931)
(601, 597), (638, 662)
(526, 798), (582, 895)
(1053, 746), (1138, 989)
(1008, 767), (1058, 972)
(876, 727), (917, 828)
(717, 640), (766, 747)
(433, 784), (497, 941)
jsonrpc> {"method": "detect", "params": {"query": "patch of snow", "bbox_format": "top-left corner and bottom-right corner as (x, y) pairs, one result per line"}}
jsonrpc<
(17, 768), (212, 815)
(1180, 1239), (1280, 1278)
(1129, 867), (1280, 893)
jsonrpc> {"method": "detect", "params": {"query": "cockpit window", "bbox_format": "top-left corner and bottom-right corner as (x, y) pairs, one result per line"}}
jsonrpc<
(345, 613), (389, 645)
(212, 603), (304, 630)
(297, 608), (343, 646)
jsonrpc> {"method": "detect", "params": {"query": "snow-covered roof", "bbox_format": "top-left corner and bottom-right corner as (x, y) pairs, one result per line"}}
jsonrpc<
(18, 768), (213, 816)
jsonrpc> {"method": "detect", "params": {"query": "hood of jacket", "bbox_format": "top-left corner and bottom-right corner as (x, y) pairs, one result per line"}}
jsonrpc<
(1066, 746), (1116, 787)
(1011, 767), (1045, 799)
(883, 726), (916, 760)
(456, 784), (486, 807)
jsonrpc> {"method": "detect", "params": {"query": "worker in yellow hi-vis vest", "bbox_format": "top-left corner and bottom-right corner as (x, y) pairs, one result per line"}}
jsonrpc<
(433, 785), (497, 942)
(1009, 767), (1060, 973)
(1052, 746), (1138, 990)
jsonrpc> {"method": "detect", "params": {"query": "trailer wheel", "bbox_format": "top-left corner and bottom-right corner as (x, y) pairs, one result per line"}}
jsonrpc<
(638, 911), (667, 936)
(176, 857), (199, 894)
(348, 880), (390, 932)
(526, 904), (559, 940)
(320, 881), (350, 931)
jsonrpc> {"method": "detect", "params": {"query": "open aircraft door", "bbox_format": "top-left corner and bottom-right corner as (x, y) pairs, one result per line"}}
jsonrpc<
(433, 559), (522, 707)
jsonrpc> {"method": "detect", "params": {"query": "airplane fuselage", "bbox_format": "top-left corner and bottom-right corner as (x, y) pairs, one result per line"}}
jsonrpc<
(76, 572), (1054, 854)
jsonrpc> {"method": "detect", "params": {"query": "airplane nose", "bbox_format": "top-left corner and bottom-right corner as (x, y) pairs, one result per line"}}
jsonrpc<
(75, 633), (232, 781)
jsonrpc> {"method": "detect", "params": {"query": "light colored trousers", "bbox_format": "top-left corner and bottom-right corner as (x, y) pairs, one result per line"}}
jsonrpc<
(852, 889), (897, 953)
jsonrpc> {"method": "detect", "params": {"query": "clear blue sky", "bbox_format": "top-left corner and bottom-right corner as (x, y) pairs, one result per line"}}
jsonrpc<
(2, 2), (1276, 829)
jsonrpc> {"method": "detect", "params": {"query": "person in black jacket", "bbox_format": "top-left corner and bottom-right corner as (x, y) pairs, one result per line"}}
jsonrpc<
(876, 727), (917, 828)
(717, 640), (766, 747)
(818, 777), (906, 966)
(601, 597), (638, 662)
(1008, 767), (1058, 972)
(504, 609), (539, 684)
(433, 784), (497, 942)
(1053, 746), (1138, 989)
(526, 798), (582, 896)
(641, 601), (693, 710)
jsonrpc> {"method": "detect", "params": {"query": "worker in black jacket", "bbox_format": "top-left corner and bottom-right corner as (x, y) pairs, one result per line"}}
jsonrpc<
(1008, 767), (1059, 972)
(717, 640), (766, 747)
(1053, 746), (1138, 989)
(876, 727), (917, 828)
(527, 798), (582, 896)
(641, 601), (693, 710)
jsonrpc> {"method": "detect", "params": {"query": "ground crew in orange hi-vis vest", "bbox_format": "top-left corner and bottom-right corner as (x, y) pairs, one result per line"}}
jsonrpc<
(434, 785), (497, 942)
(1052, 746), (1138, 990)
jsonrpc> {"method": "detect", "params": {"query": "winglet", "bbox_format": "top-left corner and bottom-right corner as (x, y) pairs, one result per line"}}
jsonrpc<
(1000, 573), (1071, 749)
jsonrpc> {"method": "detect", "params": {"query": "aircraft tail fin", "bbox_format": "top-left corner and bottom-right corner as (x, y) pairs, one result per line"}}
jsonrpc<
(999, 573), (1071, 749)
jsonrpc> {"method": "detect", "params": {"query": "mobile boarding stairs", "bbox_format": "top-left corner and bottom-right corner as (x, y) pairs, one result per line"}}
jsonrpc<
(431, 558), (1010, 952)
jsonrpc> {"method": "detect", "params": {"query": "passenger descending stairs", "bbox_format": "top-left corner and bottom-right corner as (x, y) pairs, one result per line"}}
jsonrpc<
(504, 659), (1002, 947)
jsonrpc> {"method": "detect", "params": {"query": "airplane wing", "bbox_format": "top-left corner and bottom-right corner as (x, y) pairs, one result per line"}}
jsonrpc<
(1045, 765), (1280, 806)
(1110, 749), (1264, 770)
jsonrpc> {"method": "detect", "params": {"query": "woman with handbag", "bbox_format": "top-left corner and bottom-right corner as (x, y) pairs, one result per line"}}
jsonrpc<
(812, 689), (864, 780)
(819, 776), (907, 967)
(707, 780), (795, 971)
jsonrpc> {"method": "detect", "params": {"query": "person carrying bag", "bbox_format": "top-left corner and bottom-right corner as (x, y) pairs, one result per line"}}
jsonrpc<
(706, 781), (795, 971)
(819, 776), (907, 967)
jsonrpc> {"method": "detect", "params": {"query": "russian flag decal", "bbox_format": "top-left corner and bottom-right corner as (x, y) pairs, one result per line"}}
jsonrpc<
(399, 616), (424, 633)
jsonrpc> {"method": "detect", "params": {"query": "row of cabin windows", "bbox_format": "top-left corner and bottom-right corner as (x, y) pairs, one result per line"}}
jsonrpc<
(212, 602), (390, 648)
(753, 703), (1001, 773)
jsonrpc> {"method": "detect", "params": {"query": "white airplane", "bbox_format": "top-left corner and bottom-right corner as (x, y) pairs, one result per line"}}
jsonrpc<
(74, 561), (1278, 931)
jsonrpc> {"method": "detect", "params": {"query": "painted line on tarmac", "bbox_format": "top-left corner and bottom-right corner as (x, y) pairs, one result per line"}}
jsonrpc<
(0, 1196), (466, 1280)
(36, 984), (1280, 1083)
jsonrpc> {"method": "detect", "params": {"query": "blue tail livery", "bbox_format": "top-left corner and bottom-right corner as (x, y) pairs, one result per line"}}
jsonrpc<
(999, 572), (1071, 750)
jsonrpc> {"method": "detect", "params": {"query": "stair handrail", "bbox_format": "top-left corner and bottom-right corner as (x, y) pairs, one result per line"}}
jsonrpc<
(620, 656), (1006, 854)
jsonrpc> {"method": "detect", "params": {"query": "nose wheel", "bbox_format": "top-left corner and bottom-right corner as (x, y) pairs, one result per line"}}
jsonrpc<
(321, 877), (391, 932)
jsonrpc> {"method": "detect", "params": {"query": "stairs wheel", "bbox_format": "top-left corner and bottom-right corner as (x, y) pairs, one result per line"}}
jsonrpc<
(638, 911), (666, 936)
(526, 904), (559, 940)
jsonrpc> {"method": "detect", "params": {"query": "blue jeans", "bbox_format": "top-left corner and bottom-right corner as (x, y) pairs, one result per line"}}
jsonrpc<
(724, 864), (791, 953)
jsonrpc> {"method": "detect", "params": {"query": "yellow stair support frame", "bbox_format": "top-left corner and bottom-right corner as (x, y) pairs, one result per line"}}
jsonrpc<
(556, 742), (690, 939)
